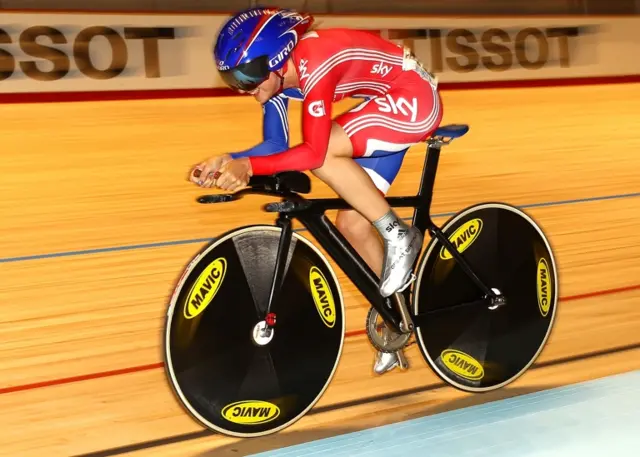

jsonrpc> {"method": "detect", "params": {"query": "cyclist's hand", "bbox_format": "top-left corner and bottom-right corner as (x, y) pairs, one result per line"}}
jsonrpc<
(215, 158), (253, 192)
(190, 154), (233, 187)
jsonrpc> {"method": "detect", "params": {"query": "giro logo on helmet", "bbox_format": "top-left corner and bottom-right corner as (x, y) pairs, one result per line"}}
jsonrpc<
(269, 39), (295, 68)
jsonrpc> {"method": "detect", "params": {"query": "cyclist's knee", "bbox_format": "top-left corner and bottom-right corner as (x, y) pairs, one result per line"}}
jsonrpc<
(336, 209), (373, 242)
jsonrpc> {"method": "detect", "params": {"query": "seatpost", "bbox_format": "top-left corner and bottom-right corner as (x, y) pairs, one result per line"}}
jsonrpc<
(412, 140), (442, 232)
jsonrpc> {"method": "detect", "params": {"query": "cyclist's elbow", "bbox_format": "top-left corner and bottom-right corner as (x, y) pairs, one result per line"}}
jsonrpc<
(264, 139), (289, 154)
(308, 153), (327, 170)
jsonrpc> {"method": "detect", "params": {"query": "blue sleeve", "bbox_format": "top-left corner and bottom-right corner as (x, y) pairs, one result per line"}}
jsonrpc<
(229, 93), (291, 159)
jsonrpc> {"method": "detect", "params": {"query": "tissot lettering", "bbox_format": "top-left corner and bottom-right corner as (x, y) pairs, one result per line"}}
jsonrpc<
(0, 25), (176, 81)
(387, 26), (583, 73)
(74, 26), (127, 80)
(19, 26), (70, 81)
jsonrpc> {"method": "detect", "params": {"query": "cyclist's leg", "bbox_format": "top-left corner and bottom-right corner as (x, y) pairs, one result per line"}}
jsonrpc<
(352, 153), (414, 375)
(314, 77), (442, 297)
(333, 152), (408, 277)
(313, 146), (411, 375)
(311, 126), (418, 299)
(311, 122), (391, 223)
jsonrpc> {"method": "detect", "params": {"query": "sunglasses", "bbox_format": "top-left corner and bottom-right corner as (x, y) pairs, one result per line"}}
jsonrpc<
(219, 56), (271, 92)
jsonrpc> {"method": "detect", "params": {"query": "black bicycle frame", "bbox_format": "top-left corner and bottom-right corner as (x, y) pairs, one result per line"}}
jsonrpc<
(259, 141), (497, 334)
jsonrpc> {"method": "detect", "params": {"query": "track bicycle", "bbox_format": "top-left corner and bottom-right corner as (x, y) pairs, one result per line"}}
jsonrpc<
(163, 124), (559, 437)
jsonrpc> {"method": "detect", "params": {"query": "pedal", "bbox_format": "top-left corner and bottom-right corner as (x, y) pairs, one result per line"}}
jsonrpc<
(373, 348), (410, 375)
(397, 349), (409, 371)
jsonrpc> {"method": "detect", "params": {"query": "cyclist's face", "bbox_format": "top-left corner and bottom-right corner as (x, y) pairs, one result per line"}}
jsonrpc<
(245, 72), (279, 104)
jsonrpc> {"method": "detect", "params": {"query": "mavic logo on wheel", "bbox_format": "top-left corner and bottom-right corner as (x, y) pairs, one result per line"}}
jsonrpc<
(441, 349), (485, 381)
(221, 400), (280, 425)
(537, 258), (552, 317)
(309, 266), (336, 328)
(183, 257), (227, 319)
(439, 218), (483, 260)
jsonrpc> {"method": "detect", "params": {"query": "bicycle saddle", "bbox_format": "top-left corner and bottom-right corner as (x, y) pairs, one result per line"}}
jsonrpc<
(432, 124), (470, 139)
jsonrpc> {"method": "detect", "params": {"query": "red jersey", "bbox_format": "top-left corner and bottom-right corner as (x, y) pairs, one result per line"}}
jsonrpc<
(248, 28), (422, 176)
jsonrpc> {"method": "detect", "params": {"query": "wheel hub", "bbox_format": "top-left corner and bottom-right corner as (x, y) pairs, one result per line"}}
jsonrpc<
(252, 320), (274, 346)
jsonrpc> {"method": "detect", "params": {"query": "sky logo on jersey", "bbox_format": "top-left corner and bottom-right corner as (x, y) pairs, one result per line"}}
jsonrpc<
(298, 59), (310, 80)
(373, 95), (418, 122)
(371, 61), (393, 77)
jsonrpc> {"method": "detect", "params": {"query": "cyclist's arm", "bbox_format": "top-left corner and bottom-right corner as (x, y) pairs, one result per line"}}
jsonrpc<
(229, 94), (291, 158)
(248, 77), (338, 175)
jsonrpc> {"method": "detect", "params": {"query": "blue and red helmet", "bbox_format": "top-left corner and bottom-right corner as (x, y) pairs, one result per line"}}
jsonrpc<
(214, 7), (314, 91)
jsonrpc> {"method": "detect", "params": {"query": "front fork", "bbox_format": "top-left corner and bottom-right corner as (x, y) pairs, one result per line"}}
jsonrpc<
(260, 214), (293, 336)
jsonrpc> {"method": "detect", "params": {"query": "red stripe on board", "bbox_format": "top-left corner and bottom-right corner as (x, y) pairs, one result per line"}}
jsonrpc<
(0, 363), (164, 395)
(561, 283), (640, 302)
(2, 75), (640, 105)
(0, 283), (638, 396)
(0, 88), (237, 104)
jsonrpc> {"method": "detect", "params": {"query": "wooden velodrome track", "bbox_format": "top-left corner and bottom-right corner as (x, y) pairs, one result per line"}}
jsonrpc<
(1, 82), (639, 457)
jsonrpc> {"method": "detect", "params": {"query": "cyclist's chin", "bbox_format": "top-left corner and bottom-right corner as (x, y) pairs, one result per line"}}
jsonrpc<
(253, 78), (280, 103)
(253, 88), (272, 104)
(252, 91), (263, 103)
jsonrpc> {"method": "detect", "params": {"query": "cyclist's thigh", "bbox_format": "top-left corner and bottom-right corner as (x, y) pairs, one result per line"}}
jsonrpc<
(354, 150), (407, 195)
(335, 78), (442, 159)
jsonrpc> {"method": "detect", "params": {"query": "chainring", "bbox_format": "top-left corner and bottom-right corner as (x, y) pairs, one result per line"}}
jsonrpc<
(365, 306), (413, 353)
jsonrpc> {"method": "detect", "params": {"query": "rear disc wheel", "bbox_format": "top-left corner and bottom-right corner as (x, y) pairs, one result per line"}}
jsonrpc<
(413, 203), (558, 392)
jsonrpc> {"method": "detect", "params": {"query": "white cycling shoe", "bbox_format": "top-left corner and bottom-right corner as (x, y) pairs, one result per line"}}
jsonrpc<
(373, 348), (409, 375)
(378, 225), (423, 298)
(372, 317), (410, 375)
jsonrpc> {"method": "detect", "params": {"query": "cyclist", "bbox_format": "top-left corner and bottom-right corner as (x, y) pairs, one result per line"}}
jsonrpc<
(190, 7), (443, 374)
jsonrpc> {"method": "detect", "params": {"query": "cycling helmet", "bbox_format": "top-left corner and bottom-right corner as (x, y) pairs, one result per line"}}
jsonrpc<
(214, 7), (314, 91)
